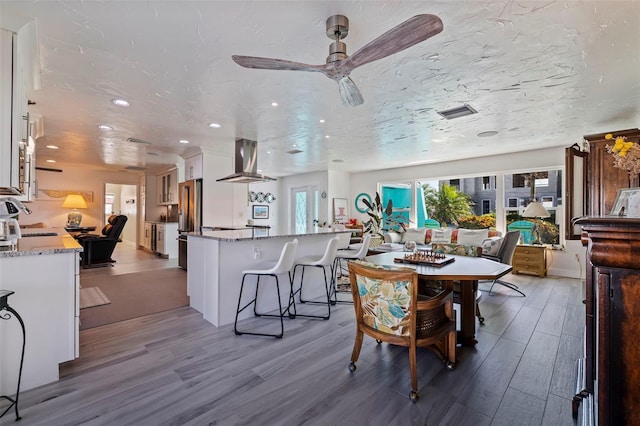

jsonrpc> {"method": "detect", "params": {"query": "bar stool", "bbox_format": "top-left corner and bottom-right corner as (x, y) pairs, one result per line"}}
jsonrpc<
(234, 239), (298, 338)
(331, 233), (372, 303)
(289, 237), (340, 320)
(0, 290), (25, 421)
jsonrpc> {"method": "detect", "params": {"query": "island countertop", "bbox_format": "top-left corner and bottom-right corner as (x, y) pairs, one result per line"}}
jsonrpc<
(0, 228), (83, 258)
(187, 227), (349, 242)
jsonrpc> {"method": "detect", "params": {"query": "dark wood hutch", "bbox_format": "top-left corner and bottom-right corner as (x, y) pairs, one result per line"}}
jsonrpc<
(567, 129), (640, 425)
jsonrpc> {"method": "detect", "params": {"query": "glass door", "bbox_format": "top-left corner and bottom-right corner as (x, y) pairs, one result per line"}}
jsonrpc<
(291, 186), (317, 233)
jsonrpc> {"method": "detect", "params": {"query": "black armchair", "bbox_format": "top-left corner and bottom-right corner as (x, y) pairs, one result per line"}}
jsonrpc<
(77, 214), (128, 268)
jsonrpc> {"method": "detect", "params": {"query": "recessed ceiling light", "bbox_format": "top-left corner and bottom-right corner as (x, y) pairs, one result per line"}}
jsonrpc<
(112, 99), (129, 107)
(271, 102), (278, 107)
(46, 145), (59, 149)
(477, 130), (499, 137)
(266, 151), (271, 154)
(46, 159), (56, 163)
(98, 125), (113, 130)
(178, 139), (189, 144)
(319, 119), (325, 123)
(325, 135), (330, 139)
(208, 122), (221, 128)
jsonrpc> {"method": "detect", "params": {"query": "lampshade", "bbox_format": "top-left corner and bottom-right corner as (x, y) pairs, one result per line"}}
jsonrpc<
(62, 194), (87, 227)
(62, 194), (87, 209)
(522, 201), (550, 218)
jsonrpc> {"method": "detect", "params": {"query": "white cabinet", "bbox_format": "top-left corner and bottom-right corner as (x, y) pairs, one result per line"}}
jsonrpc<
(0, 27), (37, 200)
(143, 222), (178, 258)
(157, 168), (178, 205)
(143, 222), (153, 250)
(184, 154), (203, 180)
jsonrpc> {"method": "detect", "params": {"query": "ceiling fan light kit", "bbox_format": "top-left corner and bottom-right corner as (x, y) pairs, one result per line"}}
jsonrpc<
(232, 14), (443, 107)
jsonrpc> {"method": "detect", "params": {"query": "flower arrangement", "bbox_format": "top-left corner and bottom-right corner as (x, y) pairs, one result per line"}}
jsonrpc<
(605, 133), (640, 175)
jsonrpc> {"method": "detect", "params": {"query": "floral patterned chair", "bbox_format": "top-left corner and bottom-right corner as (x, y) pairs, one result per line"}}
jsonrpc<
(347, 261), (456, 402)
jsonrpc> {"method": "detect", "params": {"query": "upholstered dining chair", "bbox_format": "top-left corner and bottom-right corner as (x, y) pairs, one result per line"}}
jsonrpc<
(289, 237), (340, 320)
(481, 230), (524, 296)
(234, 239), (298, 338)
(347, 261), (456, 402)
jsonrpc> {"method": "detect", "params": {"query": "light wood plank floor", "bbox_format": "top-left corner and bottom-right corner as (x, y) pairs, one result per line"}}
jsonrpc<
(1, 252), (583, 425)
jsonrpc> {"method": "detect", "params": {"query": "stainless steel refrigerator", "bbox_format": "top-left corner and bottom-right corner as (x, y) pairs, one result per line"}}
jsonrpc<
(178, 178), (202, 270)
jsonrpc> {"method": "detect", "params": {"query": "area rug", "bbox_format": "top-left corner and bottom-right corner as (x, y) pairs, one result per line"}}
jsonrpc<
(79, 287), (111, 309)
(79, 268), (188, 330)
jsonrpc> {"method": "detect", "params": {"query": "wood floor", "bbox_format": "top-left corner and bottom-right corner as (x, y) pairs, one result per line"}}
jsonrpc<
(1, 248), (584, 425)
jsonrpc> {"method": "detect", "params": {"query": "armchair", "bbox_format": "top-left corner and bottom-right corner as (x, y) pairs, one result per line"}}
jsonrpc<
(482, 230), (523, 296)
(76, 214), (127, 269)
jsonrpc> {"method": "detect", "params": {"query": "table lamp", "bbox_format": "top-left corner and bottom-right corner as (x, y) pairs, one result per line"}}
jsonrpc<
(62, 194), (87, 227)
(522, 200), (550, 245)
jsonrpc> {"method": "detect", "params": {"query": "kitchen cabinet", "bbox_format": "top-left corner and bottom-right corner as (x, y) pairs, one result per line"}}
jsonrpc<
(184, 153), (203, 180)
(157, 168), (178, 205)
(512, 244), (547, 277)
(0, 27), (38, 200)
(143, 221), (178, 258)
(573, 217), (640, 426)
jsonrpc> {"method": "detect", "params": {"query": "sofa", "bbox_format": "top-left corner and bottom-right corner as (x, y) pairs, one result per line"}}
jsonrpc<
(377, 227), (502, 253)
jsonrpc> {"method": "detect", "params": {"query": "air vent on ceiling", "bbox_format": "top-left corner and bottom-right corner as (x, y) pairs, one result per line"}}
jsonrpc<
(287, 149), (303, 155)
(437, 104), (478, 120)
(127, 137), (152, 145)
(125, 165), (146, 171)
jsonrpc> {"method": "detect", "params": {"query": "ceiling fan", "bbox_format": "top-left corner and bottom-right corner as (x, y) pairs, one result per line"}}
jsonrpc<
(232, 14), (443, 107)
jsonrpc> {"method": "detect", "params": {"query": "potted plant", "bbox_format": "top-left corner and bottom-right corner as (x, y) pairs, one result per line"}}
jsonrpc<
(361, 192), (408, 243)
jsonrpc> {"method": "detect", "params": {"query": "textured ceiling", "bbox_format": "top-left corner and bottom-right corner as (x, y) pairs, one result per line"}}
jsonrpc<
(2, 0), (639, 176)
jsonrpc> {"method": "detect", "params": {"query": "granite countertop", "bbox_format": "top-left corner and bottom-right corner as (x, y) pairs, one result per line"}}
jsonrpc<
(0, 228), (83, 258)
(188, 227), (350, 242)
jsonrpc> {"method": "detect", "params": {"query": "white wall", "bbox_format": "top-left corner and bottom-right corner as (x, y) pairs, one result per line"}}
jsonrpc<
(248, 179), (279, 234)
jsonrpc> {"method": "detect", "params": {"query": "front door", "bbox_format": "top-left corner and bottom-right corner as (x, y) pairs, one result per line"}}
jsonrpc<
(291, 186), (317, 233)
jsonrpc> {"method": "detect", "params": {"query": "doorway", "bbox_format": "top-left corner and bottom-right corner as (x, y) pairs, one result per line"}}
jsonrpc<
(104, 183), (138, 246)
(291, 185), (318, 233)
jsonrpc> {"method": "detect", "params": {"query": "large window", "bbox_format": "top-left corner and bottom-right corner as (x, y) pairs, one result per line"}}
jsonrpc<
(384, 167), (562, 245)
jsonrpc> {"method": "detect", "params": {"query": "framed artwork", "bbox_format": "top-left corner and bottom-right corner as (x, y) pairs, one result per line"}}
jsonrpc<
(611, 187), (640, 217)
(333, 198), (349, 223)
(252, 205), (269, 219)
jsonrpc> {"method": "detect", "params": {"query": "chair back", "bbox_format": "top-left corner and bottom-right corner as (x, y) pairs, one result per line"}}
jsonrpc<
(100, 214), (128, 239)
(352, 234), (372, 259)
(497, 230), (520, 265)
(336, 231), (352, 249)
(316, 236), (340, 266)
(348, 261), (417, 337)
(271, 239), (298, 275)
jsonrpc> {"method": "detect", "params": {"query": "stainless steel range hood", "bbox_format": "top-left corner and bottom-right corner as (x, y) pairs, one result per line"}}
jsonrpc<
(216, 139), (276, 183)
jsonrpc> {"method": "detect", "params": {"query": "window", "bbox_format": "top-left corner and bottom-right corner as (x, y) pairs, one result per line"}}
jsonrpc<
(508, 198), (518, 208)
(512, 174), (527, 188)
(449, 179), (460, 190)
(541, 196), (553, 208)
(482, 199), (491, 214)
(482, 176), (491, 190)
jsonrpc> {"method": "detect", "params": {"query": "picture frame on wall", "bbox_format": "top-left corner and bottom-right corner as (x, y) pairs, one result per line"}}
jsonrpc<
(252, 205), (269, 219)
(333, 198), (349, 223)
(611, 187), (640, 217)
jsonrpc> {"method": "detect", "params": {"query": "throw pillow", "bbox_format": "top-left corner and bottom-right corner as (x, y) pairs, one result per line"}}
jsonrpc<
(457, 228), (489, 247)
(401, 228), (427, 244)
(384, 231), (402, 243)
(482, 237), (503, 256)
(430, 228), (452, 243)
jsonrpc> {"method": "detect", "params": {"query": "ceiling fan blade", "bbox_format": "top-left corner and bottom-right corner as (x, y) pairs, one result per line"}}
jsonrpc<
(339, 14), (443, 72)
(338, 77), (364, 107)
(232, 55), (326, 73)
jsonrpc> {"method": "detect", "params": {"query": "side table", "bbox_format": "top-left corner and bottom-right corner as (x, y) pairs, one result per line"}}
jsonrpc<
(512, 244), (547, 277)
(0, 290), (25, 420)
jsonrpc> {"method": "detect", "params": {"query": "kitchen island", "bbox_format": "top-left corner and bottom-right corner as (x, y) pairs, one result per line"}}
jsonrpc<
(187, 228), (349, 327)
(0, 229), (81, 395)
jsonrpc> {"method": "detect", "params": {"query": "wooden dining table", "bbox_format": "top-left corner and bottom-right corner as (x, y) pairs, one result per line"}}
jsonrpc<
(364, 252), (513, 346)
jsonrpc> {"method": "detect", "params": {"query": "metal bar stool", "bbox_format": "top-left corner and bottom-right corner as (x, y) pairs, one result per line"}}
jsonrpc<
(234, 239), (298, 338)
(289, 237), (340, 320)
(331, 233), (371, 304)
(0, 290), (25, 421)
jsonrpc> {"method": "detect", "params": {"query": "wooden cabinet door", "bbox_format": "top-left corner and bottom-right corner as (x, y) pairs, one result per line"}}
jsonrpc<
(584, 129), (640, 216)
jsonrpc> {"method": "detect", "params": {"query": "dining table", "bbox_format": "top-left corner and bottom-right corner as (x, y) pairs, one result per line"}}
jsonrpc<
(364, 251), (513, 346)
